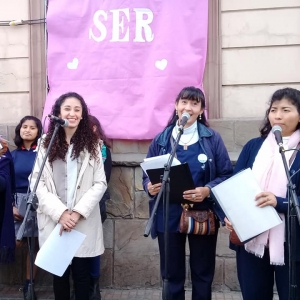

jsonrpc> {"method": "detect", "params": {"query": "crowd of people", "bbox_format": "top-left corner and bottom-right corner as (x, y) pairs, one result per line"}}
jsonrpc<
(1, 86), (300, 300)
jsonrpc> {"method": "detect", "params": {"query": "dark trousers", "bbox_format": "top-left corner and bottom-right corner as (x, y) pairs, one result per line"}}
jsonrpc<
(236, 245), (300, 300)
(53, 257), (91, 300)
(157, 231), (218, 300)
(90, 255), (100, 278)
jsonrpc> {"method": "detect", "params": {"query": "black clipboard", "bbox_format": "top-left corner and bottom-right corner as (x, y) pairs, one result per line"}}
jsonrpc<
(147, 163), (195, 204)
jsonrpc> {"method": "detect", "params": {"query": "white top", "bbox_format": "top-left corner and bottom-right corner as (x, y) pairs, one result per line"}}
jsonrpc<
(172, 120), (199, 146)
(67, 144), (77, 210)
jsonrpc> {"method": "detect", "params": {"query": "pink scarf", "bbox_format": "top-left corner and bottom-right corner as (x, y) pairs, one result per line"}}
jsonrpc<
(245, 130), (300, 265)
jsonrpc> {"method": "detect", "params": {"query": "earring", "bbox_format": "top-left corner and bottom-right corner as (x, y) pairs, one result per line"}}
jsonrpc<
(199, 114), (202, 120)
(176, 110), (178, 116)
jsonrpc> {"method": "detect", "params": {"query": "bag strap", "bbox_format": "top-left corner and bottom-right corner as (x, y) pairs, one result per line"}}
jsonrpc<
(289, 142), (300, 167)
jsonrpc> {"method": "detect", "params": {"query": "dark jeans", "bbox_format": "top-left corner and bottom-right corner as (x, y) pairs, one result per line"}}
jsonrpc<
(157, 231), (218, 300)
(90, 255), (100, 278)
(236, 245), (300, 300)
(53, 257), (91, 300)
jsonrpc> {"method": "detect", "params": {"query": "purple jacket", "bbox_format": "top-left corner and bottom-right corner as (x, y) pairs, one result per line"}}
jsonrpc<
(0, 149), (16, 263)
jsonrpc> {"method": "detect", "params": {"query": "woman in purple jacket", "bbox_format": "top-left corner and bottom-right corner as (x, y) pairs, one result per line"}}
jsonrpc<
(142, 86), (232, 300)
(0, 139), (16, 264)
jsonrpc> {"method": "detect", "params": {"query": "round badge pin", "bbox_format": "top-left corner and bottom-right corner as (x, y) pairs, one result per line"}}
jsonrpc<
(198, 154), (207, 164)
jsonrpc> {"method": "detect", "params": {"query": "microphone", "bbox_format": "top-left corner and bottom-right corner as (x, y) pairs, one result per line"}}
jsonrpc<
(178, 112), (190, 131)
(47, 114), (69, 127)
(272, 125), (283, 148)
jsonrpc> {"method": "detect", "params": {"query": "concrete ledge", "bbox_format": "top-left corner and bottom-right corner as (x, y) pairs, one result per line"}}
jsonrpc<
(112, 153), (145, 166)
(112, 152), (240, 167)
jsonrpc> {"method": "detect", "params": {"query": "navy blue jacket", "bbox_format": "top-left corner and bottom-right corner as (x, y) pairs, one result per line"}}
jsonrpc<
(231, 137), (300, 259)
(142, 122), (233, 238)
(0, 149), (16, 263)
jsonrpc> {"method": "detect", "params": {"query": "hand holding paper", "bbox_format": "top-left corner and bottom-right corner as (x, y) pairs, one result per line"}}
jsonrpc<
(147, 181), (162, 196)
(35, 224), (86, 276)
(211, 168), (282, 242)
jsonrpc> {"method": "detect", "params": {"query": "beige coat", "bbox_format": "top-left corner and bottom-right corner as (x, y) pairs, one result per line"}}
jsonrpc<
(30, 145), (107, 257)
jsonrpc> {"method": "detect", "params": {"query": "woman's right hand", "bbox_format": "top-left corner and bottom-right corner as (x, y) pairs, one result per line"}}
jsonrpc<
(0, 139), (8, 157)
(58, 210), (77, 235)
(224, 217), (233, 232)
(13, 206), (23, 221)
(147, 182), (162, 196)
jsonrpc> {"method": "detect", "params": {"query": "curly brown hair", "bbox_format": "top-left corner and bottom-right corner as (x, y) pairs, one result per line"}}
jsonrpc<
(43, 92), (99, 163)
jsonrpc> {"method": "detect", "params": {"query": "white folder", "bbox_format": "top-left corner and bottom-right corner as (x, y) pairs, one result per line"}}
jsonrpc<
(140, 154), (181, 175)
(211, 168), (282, 242)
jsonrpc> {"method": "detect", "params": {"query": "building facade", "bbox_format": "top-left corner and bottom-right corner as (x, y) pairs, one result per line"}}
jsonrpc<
(0, 0), (300, 291)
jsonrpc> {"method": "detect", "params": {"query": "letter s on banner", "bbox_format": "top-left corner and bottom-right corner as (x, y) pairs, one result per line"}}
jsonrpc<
(89, 10), (108, 42)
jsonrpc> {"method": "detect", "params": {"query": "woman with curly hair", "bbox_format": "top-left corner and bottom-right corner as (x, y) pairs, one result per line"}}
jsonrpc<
(11, 115), (42, 299)
(30, 92), (107, 300)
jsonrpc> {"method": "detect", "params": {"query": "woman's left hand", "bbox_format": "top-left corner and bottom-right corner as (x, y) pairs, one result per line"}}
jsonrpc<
(183, 187), (210, 203)
(70, 211), (81, 225)
(255, 192), (277, 208)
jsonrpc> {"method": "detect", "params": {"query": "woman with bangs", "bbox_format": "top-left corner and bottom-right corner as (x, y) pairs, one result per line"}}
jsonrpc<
(11, 115), (42, 299)
(30, 92), (107, 300)
(142, 86), (232, 300)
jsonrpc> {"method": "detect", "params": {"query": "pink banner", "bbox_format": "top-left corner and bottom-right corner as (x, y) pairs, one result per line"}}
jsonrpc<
(45, 0), (208, 139)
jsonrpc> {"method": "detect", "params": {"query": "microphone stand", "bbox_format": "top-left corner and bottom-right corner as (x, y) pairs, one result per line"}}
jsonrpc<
(144, 126), (185, 300)
(16, 122), (61, 300)
(278, 146), (300, 300)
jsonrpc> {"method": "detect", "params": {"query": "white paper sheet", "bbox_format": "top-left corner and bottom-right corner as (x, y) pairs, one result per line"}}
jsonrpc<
(35, 224), (86, 276)
(140, 154), (181, 175)
(212, 168), (282, 242)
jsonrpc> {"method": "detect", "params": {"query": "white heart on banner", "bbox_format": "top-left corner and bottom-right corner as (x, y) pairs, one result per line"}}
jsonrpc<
(67, 58), (79, 70)
(155, 59), (168, 70)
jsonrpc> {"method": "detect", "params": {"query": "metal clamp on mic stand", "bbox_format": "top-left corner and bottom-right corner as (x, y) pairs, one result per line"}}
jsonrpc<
(16, 119), (67, 300)
(144, 112), (190, 300)
(272, 125), (300, 300)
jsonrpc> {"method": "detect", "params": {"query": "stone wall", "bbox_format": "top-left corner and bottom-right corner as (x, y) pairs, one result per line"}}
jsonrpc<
(0, 118), (261, 291)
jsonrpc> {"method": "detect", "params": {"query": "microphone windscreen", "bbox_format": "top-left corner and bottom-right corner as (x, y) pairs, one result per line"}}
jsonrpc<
(182, 112), (190, 121)
(272, 125), (282, 133)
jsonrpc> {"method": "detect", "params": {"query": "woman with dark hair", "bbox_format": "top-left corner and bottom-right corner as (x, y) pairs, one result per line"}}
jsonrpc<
(142, 86), (232, 300)
(30, 92), (107, 300)
(88, 115), (112, 299)
(11, 115), (42, 299)
(0, 139), (16, 264)
(225, 87), (300, 300)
